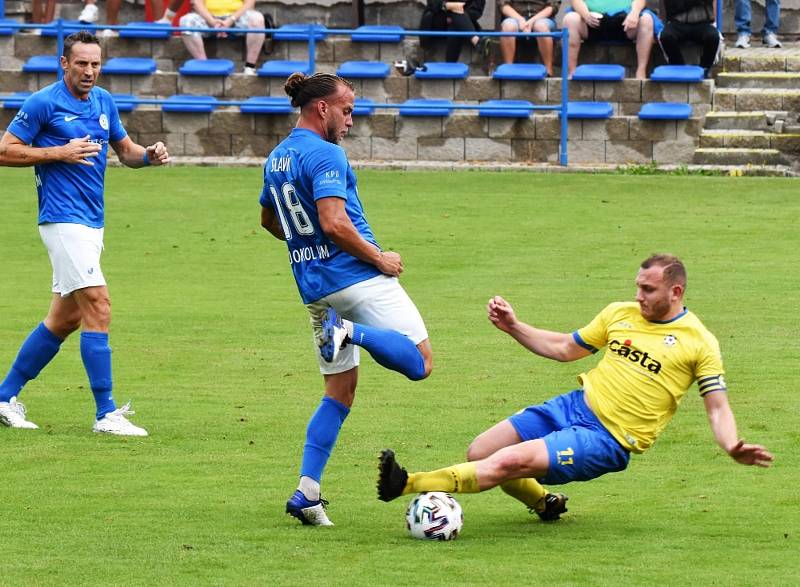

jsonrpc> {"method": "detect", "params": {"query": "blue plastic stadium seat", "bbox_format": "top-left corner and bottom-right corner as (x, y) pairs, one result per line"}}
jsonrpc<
(492, 63), (547, 81)
(3, 92), (32, 109)
(478, 99), (534, 118)
(351, 25), (405, 43)
(162, 95), (218, 113)
(22, 55), (59, 73)
(39, 20), (83, 36)
(112, 94), (138, 112)
(240, 96), (293, 114)
(572, 64), (625, 81)
(415, 62), (469, 80)
(399, 99), (454, 117)
(103, 57), (157, 75)
(638, 102), (692, 120)
(564, 101), (613, 119)
(119, 21), (171, 39)
(336, 61), (390, 79)
(257, 60), (311, 77)
(274, 24), (328, 41)
(178, 59), (234, 76)
(650, 65), (704, 83)
(353, 98), (375, 116)
(0, 18), (17, 35)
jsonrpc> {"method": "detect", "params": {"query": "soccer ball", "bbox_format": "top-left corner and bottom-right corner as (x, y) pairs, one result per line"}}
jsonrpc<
(405, 492), (463, 541)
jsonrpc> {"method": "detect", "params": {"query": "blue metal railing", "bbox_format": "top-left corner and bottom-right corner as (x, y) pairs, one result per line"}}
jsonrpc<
(0, 20), (571, 166)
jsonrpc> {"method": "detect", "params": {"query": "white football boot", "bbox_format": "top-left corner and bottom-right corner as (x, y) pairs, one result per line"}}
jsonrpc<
(93, 401), (148, 436)
(0, 397), (39, 429)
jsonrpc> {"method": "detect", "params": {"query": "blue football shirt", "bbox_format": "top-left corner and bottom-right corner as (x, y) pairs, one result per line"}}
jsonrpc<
(7, 80), (127, 228)
(260, 128), (382, 304)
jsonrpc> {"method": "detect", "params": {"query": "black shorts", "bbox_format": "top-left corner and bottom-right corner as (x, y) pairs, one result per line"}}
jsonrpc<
(585, 13), (630, 44)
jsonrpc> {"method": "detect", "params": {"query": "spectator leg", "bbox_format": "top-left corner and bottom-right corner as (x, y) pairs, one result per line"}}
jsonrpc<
(533, 19), (554, 76)
(763, 0), (780, 34)
(658, 22), (686, 66)
(182, 34), (208, 59)
(245, 11), (266, 64)
(734, 0), (751, 34)
(106, 0), (121, 25)
(632, 12), (654, 79)
(562, 11), (585, 78)
(445, 11), (477, 62)
(698, 23), (721, 69)
(499, 20), (518, 65)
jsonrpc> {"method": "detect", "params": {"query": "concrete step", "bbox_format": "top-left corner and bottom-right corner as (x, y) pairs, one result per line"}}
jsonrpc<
(693, 147), (784, 165)
(713, 88), (800, 113)
(700, 129), (771, 149)
(702, 111), (775, 130)
(723, 51), (800, 73)
(676, 163), (796, 176)
(716, 72), (800, 89)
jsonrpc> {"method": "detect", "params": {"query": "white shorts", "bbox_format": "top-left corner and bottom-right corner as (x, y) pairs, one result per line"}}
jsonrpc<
(39, 223), (106, 296)
(306, 274), (429, 375)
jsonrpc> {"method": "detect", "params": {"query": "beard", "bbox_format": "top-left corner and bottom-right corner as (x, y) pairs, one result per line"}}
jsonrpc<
(325, 123), (342, 144)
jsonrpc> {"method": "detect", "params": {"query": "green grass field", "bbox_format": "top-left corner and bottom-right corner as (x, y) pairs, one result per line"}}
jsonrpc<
(0, 168), (797, 586)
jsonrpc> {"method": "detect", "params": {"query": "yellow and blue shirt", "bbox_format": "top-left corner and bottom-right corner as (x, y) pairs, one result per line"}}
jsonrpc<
(573, 302), (726, 453)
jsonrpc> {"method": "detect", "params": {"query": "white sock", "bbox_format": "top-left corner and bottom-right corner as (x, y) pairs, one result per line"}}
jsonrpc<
(298, 476), (320, 501)
(165, 8), (176, 18)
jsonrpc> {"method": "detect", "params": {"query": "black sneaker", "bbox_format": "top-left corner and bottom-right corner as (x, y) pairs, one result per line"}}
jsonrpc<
(533, 492), (569, 521)
(377, 449), (408, 502)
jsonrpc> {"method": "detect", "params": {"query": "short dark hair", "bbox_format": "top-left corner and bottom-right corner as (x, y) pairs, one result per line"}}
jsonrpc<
(641, 253), (687, 287)
(284, 72), (353, 109)
(63, 31), (101, 59)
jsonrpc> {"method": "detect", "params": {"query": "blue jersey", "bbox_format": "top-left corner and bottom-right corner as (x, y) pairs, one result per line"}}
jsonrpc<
(7, 80), (127, 228)
(260, 128), (382, 304)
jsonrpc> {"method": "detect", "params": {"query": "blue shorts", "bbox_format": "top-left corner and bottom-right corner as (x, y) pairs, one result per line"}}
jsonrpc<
(508, 389), (630, 485)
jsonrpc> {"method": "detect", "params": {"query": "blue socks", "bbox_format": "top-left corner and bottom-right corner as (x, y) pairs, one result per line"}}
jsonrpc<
(80, 332), (116, 420)
(300, 396), (350, 483)
(351, 323), (426, 380)
(0, 323), (63, 402)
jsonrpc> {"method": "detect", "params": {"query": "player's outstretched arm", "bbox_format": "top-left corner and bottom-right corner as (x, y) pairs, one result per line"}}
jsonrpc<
(703, 391), (774, 467)
(110, 136), (170, 168)
(0, 131), (101, 167)
(317, 196), (402, 276)
(487, 296), (592, 362)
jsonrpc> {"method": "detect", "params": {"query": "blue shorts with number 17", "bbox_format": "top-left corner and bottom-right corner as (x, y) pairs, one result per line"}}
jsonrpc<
(508, 389), (630, 485)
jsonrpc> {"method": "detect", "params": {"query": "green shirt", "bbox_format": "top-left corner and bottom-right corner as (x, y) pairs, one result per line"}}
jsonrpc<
(585, 0), (631, 14)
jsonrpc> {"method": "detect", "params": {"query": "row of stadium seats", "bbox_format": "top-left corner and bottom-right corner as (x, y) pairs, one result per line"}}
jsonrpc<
(0, 91), (692, 120)
(19, 52), (705, 84)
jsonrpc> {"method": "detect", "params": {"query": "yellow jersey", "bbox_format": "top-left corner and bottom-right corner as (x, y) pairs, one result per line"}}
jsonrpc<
(573, 302), (726, 453)
(205, 0), (242, 17)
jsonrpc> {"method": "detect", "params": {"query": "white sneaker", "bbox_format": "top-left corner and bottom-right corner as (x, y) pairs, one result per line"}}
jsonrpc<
(0, 397), (39, 429)
(763, 32), (782, 48)
(100, 28), (118, 38)
(93, 401), (148, 436)
(78, 2), (99, 23)
(242, 66), (257, 76)
(155, 16), (171, 24)
(734, 33), (751, 48)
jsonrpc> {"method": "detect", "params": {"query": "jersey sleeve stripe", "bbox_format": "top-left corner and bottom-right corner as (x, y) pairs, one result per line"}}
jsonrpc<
(698, 374), (727, 396)
(572, 331), (598, 353)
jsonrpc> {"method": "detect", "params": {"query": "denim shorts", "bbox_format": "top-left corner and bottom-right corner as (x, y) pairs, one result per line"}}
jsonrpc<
(508, 389), (630, 485)
(500, 17), (557, 32)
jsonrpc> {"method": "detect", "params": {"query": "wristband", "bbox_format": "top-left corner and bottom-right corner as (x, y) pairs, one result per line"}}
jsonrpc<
(142, 151), (151, 166)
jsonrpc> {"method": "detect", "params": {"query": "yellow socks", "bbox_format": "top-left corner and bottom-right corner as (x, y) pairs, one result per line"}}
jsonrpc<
(500, 478), (548, 511)
(403, 462), (480, 495)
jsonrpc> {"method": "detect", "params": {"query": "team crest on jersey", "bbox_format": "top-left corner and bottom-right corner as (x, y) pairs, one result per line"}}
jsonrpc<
(663, 334), (677, 347)
(99, 113), (109, 130)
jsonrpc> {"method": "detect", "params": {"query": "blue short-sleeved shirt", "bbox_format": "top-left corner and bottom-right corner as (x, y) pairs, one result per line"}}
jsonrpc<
(7, 80), (127, 228)
(260, 128), (382, 304)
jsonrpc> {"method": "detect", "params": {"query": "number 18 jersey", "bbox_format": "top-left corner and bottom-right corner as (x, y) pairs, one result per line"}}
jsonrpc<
(260, 128), (382, 304)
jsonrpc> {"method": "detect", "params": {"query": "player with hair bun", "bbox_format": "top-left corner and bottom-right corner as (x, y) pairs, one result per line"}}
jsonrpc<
(259, 72), (434, 526)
